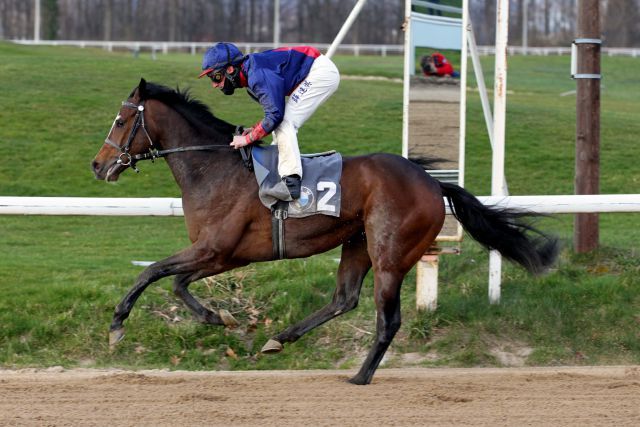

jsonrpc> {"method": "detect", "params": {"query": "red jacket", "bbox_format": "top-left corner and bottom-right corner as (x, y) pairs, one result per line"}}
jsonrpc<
(424, 52), (454, 77)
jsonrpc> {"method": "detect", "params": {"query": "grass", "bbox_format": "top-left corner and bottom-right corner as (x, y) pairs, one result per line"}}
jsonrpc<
(0, 41), (639, 371)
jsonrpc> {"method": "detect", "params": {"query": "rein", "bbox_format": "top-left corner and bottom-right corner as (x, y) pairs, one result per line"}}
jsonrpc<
(105, 100), (243, 172)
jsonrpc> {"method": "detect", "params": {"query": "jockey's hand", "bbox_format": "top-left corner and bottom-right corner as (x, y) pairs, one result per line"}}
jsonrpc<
(241, 127), (253, 136)
(230, 134), (250, 149)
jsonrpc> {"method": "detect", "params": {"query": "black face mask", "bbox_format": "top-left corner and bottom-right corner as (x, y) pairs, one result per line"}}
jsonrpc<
(221, 78), (236, 95)
(220, 66), (242, 95)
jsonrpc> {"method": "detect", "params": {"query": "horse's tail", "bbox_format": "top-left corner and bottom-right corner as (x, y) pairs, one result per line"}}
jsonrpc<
(439, 181), (559, 274)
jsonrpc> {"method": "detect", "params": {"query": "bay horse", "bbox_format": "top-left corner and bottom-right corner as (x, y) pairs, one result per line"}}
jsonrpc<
(91, 79), (557, 385)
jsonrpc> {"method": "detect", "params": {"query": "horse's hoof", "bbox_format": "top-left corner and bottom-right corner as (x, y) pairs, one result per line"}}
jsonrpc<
(348, 375), (370, 385)
(219, 309), (239, 328)
(109, 328), (125, 349)
(261, 339), (283, 354)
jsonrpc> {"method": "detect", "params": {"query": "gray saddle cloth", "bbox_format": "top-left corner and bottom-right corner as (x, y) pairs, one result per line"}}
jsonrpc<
(251, 145), (342, 218)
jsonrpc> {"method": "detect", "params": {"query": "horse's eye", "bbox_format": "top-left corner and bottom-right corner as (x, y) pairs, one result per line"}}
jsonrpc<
(116, 120), (125, 128)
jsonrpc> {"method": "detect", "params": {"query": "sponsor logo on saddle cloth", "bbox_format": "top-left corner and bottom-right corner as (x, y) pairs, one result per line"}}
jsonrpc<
(251, 145), (342, 218)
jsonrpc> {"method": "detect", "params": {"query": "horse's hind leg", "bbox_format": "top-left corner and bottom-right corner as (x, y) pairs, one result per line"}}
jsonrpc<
(172, 273), (239, 327)
(262, 233), (372, 353)
(349, 270), (403, 385)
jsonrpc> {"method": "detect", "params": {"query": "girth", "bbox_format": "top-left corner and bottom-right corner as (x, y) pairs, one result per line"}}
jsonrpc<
(271, 200), (288, 260)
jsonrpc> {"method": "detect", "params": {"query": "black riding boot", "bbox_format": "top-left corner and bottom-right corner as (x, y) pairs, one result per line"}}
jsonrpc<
(283, 174), (301, 200)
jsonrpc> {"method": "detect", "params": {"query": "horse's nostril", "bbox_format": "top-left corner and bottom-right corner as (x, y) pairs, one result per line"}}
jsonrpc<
(91, 160), (99, 172)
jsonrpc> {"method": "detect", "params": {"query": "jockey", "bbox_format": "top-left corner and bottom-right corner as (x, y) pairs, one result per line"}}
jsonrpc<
(420, 52), (458, 77)
(199, 42), (340, 200)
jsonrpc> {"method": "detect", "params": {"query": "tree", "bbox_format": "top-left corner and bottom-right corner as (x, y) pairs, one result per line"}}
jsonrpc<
(43, 0), (58, 40)
(0, 0), (638, 46)
(604, 0), (640, 47)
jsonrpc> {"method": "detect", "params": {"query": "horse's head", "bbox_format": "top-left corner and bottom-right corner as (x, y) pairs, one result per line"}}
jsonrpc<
(93, 78), (241, 182)
(92, 78), (155, 182)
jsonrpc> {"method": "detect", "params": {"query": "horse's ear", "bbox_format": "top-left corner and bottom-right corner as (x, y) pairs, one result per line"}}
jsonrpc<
(138, 78), (147, 99)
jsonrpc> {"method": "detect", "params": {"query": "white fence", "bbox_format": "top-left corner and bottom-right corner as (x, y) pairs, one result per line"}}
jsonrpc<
(2, 195), (640, 216)
(476, 45), (640, 57)
(10, 40), (640, 57)
(10, 39), (404, 57)
(3, 194), (638, 312)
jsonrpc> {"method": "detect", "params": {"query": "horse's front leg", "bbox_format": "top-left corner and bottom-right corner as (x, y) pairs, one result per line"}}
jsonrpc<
(108, 243), (241, 348)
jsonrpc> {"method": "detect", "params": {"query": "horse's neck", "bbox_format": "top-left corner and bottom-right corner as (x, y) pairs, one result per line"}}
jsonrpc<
(153, 114), (240, 196)
(168, 141), (239, 192)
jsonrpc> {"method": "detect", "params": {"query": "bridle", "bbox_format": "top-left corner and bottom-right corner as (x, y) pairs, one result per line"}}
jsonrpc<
(104, 101), (155, 173)
(103, 100), (247, 173)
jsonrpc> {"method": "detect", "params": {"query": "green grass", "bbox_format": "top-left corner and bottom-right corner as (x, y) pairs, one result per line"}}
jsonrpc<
(1, 41), (639, 371)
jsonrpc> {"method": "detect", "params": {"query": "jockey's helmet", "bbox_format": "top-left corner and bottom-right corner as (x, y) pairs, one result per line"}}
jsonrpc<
(198, 42), (244, 78)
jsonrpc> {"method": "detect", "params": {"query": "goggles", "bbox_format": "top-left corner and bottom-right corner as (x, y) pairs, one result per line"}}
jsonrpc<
(207, 69), (224, 83)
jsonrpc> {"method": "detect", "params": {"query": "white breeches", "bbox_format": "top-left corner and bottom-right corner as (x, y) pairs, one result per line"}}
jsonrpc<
(271, 54), (340, 178)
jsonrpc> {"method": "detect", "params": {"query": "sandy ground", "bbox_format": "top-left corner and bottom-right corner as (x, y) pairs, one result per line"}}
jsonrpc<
(1, 366), (639, 426)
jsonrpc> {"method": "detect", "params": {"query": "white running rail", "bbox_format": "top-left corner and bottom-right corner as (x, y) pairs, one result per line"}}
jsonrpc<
(2, 194), (640, 216)
(10, 40), (640, 57)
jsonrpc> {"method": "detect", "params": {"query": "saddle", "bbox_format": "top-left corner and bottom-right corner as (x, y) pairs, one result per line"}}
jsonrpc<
(241, 144), (343, 259)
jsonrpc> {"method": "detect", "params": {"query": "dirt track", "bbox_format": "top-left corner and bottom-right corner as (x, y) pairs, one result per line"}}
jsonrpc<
(2, 366), (640, 426)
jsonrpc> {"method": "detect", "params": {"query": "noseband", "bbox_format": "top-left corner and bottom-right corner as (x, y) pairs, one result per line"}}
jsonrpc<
(104, 100), (244, 173)
(104, 101), (154, 172)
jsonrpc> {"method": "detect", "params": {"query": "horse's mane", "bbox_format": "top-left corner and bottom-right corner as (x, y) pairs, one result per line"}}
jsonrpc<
(134, 81), (237, 139)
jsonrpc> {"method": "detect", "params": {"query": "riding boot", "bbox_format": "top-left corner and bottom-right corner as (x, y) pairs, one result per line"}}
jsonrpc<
(283, 174), (301, 200)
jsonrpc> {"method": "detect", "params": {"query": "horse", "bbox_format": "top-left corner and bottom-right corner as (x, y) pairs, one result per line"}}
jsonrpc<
(91, 79), (558, 385)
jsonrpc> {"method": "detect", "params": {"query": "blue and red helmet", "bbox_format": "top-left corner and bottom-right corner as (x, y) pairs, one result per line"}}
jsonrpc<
(198, 42), (244, 78)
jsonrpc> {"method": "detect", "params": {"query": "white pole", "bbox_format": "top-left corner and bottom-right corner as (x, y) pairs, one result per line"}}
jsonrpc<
(522, 0), (528, 55)
(401, 0), (412, 159)
(416, 255), (438, 311)
(273, 0), (280, 48)
(459, 0), (469, 187)
(468, 23), (494, 148)
(467, 22), (509, 194)
(34, 0), (41, 41)
(489, 0), (510, 304)
(326, 0), (369, 58)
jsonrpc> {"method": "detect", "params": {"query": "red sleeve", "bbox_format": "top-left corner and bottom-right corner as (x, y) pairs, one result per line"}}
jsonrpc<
(245, 122), (268, 144)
